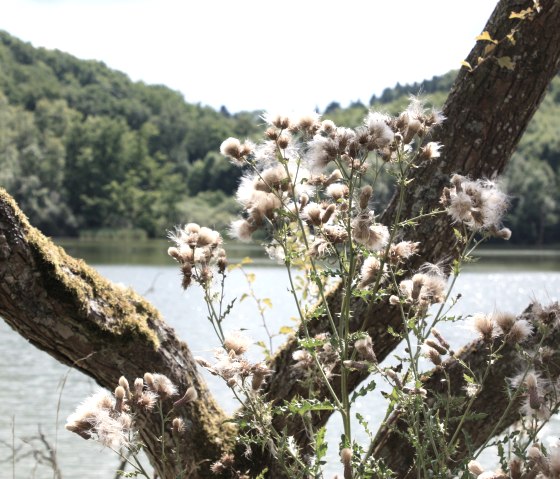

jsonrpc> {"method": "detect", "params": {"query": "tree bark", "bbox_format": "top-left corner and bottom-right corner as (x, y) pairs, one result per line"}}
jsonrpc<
(369, 302), (560, 477)
(1, 0), (560, 477)
(0, 190), (233, 478)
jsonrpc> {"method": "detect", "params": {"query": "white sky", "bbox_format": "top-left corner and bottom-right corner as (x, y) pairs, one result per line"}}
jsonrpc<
(1, 0), (498, 113)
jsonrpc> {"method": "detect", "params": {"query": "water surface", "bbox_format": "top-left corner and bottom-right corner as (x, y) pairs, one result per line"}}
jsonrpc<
(1, 241), (559, 478)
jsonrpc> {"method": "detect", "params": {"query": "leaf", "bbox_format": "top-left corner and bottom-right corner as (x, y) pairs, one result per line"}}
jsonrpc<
(510, 8), (532, 20)
(484, 43), (496, 55)
(475, 31), (497, 44)
(314, 427), (328, 462)
(497, 56), (515, 70)
(351, 379), (376, 403)
(262, 297), (273, 308)
(239, 293), (249, 302)
(279, 325), (295, 335)
(255, 468), (269, 479)
(246, 272), (256, 283)
(460, 60), (473, 72)
(255, 340), (270, 356)
(463, 374), (475, 384)
(287, 398), (335, 415)
(220, 298), (237, 320)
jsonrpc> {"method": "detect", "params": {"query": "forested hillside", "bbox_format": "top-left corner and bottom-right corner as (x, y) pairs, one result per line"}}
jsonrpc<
(0, 31), (261, 237)
(0, 31), (558, 243)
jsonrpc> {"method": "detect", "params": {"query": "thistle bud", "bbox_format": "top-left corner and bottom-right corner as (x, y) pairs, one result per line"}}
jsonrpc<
(118, 376), (131, 399)
(172, 417), (185, 434)
(114, 386), (126, 413)
(277, 135), (290, 149)
(144, 372), (155, 390)
(343, 360), (369, 371)
(265, 127), (279, 140)
(431, 328), (451, 351)
(134, 378), (144, 397)
(359, 185), (373, 210)
(424, 346), (442, 367)
(425, 339), (447, 355)
(321, 204), (336, 224)
(173, 386), (198, 408)
(385, 368), (403, 389)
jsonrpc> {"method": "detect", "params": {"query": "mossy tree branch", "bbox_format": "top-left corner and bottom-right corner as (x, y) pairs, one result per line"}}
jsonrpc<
(0, 189), (232, 479)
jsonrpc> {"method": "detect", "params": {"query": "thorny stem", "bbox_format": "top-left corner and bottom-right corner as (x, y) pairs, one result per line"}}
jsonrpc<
(240, 267), (275, 356)
(158, 401), (167, 466)
(203, 284), (225, 344)
(233, 384), (308, 475)
(473, 334), (550, 460)
(108, 444), (150, 478)
(283, 256), (344, 410)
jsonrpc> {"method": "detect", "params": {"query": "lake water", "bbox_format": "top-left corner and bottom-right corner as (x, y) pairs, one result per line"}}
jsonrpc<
(1, 241), (559, 478)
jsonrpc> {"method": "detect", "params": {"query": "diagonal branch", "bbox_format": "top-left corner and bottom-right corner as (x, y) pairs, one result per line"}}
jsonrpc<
(253, 0), (560, 471)
(0, 188), (232, 479)
(370, 301), (560, 477)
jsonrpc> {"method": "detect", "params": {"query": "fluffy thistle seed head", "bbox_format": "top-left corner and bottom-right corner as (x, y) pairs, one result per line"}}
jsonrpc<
(354, 335), (376, 363)
(320, 119), (336, 134)
(220, 137), (242, 160)
(359, 256), (382, 289)
(468, 460), (485, 476)
(419, 142), (442, 161)
(137, 390), (158, 411)
(473, 313), (496, 342)
(388, 241), (419, 264)
(340, 447), (353, 465)
(507, 319), (532, 344)
(326, 182), (349, 200)
(223, 331), (251, 356)
(444, 175), (509, 232)
(493, 311), (517, 334)
(149, 373), (178, 399)
(359, 185), (373, 210)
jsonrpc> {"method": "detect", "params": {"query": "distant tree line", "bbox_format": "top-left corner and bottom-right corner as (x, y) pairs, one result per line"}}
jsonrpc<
(0, 31), (558, 244)
(0, 31), (260, 237)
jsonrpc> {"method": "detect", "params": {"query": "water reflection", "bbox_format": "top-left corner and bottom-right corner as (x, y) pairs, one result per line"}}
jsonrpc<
(55, 238), (560, 271)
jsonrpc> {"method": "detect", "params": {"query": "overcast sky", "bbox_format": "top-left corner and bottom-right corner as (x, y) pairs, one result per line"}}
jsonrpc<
(2, 0), (499, 113)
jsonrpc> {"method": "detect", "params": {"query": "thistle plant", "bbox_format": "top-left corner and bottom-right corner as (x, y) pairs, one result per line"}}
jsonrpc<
(65, 373), (197, 478)
(66, 99), (560, 478)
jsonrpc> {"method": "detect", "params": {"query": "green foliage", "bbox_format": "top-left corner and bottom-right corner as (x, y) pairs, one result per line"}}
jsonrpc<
(176, 190), (240, 233)
(1, 29), (559, 243)
(0, 31), (261, 237)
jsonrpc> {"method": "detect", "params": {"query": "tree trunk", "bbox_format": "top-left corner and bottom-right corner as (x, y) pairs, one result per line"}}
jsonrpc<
(1, 0), (560, 477)
(253, 0), (560, 473)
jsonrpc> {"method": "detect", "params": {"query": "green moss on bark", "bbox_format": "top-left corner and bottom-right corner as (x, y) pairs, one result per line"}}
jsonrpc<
(1, 188), (160, 349)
